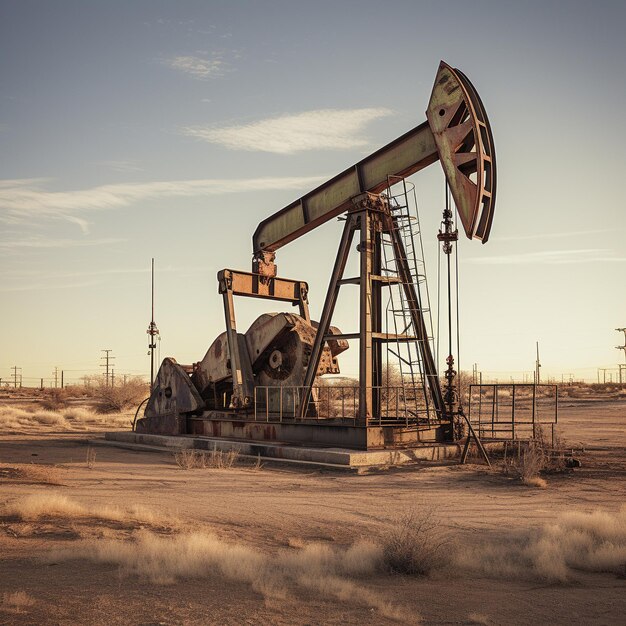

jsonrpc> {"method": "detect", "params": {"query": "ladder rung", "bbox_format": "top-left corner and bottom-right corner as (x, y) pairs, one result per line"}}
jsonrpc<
(372, 333), (419, 342)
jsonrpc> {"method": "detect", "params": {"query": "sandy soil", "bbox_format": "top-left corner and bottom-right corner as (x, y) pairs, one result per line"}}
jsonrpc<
(0, 399), (625, 625)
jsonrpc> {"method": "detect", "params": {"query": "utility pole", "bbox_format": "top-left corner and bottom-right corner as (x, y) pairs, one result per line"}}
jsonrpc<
(53, 367), (59, 388)
(616, 328), (626, 384)
(111, 369), (115, 387)
(598, 368), (609, 384)
(11, 366), (21, 388)
(100, 350), (115, 387)
(146, 258), (160, 391)
(534, 342), (541, 384)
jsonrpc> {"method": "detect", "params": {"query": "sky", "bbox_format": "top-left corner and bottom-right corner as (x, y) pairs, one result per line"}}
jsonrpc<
(1, 0), (625, 386)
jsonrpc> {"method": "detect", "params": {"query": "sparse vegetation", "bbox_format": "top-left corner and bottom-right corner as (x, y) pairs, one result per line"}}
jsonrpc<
(500, 427), (570, 488)
(450, 506), (626, 582)
(174, 447), (240, 470)
(48, 531), (404, 620)
(1, 493), (174, 528)
(40, 387), (70, 410)
(95, 378), (149, 413)
(381, 507), (448, 576)
(1, 591), (36, 614)
(0, 405), (131, 433)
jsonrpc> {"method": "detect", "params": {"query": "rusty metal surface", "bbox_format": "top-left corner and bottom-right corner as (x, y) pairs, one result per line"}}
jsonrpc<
(245, 312), (297, 368)
(193, 331), (236, 394)
(135, 412), (184, 436)
(145, 357), (203, 418)
(218, 269), (308, 304)
(426, 61), (496, 242)
(186, 414), (446, 450)
(190, 312), (346, 413)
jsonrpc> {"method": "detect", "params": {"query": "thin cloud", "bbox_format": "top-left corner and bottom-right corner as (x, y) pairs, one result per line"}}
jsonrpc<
(166, 55), (224, 79)
(0, 265), (210, 283)
(0, 237), (125, 253)
(0, 279), (103, 293)
(96, 159), (144, 173)
(0, 175), (325, 229)
(467, 249), (625, 265)
(183, 108), (393, 154)
(498, 229), (614, 242)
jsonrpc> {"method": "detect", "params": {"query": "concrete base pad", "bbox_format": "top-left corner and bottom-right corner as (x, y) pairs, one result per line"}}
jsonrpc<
(104, 431), (463, 468)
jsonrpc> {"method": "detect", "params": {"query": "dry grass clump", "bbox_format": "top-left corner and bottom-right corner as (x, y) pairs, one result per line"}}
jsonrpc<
(41, 387), (70, 410)
(451, 505), (626, 582)
(174, 448), (239, 470)
(95, 378), (149, 413)
(1, 493), (173, 528)
(501, 434), (567, 488)
(49, 531), (408, 620)
(381, 508), (448, 576)
(1, 591), (36, 614)
(0, 404), (131, 433)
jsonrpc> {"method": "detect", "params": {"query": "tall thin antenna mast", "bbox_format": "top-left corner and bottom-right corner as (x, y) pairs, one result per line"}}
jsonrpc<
(437, 182), (459, 419)
(535, 341), (541, 384)
(147, 258), (160, 390)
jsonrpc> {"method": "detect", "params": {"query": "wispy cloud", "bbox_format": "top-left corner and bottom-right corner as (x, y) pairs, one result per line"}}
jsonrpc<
(0, 236), (125, 253)
(467, 249), (626, 265)
(183, 108), (393, 154)
(498, 229), (614, 242)
(96, 159), (144, 173)
(0, 280), (104, 293)
(166, 54), (224, 79)
(0, 175), (325, 230)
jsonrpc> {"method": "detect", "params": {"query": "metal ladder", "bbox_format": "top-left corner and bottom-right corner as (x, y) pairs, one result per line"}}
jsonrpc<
(380, 177), (437, 426)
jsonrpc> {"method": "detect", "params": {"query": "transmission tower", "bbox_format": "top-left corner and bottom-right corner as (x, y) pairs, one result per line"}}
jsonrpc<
(100, 349), (115, 387)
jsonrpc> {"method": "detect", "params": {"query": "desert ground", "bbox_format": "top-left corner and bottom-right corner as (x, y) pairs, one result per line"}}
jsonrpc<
(0, 388), (625, 625)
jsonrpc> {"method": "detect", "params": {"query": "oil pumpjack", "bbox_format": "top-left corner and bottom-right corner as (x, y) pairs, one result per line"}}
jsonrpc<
(136, 61), (496, 451)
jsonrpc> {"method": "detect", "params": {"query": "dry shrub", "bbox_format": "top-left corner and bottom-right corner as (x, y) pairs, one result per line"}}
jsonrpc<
(381, 508), (448, 576)
(0, 405), (131, 433)
(49, 531), (409, 621)
(95, 378), (149, 413)
(502, 441), (550, 488)
(41, 387), (70, 410)
(174, 448), (239, 470)
(451, 505), (626, 582)
(1, 493), (173, 528)
(1, 591), (35, 614)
